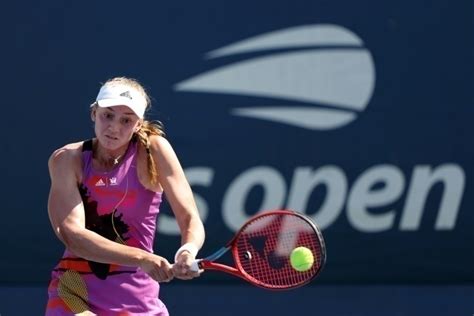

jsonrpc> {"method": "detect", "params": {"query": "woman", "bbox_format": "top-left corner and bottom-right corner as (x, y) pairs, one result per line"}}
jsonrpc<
(46, 77), (205, 315)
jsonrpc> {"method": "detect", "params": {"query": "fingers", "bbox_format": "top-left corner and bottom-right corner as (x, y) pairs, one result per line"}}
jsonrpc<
(142, 252), (203, 282)
(173, 253), (202, 280)
(172, 263), (195, 280)
(156, 259), (174, 283)
(153, 265), (174, 283)
(141, 255), (174, 283)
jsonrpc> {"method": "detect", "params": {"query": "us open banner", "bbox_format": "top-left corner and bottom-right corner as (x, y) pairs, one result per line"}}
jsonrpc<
(2, 0), (472, 284)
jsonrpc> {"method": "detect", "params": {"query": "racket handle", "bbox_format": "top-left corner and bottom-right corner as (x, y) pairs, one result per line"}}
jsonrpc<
(190, 259), (201, 272)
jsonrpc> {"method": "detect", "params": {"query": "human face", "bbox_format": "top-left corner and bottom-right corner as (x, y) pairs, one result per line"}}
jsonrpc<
(92, 105), (141, 151)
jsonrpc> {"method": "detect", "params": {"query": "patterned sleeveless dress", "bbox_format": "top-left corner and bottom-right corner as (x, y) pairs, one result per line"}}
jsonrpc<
(46, 139), (168, 315)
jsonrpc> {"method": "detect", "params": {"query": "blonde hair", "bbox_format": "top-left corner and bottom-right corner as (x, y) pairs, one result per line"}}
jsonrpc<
(135, 120), (165, 186)
(97, 77), (165, 185)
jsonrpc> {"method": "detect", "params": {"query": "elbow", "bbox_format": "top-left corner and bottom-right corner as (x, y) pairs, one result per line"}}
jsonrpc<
(57, 223), (87, 257)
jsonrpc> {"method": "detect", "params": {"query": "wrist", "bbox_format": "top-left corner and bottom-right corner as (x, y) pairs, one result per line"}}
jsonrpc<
(174, 243), (198, 263)
(135, 249), (152, 268)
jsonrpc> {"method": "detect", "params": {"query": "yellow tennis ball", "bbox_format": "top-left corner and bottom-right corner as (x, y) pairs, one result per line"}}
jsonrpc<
(290, 246), (314, 272)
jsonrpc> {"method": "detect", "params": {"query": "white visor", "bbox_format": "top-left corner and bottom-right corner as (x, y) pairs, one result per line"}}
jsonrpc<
(93, 83), (147, 118)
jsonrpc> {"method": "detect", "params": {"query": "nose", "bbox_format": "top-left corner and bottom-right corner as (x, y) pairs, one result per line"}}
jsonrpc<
(107, 120), (120, 133)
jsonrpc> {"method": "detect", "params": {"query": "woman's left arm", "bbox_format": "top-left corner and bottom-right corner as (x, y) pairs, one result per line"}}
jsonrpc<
(150, 135), (205, 279)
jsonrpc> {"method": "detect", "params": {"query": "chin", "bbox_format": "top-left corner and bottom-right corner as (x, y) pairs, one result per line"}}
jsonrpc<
(98, 135), (127, 150)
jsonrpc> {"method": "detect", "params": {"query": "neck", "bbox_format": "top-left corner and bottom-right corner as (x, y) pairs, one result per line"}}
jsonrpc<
(94, 141), (129, 168)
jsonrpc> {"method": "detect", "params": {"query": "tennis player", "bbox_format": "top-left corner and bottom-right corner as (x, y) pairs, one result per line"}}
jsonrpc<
(45, 77), (205, 315)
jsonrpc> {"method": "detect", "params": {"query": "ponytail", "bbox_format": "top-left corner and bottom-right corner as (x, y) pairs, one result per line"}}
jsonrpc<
(135, 120), (165, 185)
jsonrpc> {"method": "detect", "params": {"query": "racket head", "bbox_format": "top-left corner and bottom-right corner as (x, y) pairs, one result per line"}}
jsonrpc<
(230, 209), (326, 290)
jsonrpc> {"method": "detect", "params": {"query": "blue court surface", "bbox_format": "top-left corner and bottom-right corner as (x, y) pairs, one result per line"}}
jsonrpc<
(1, 284), (472, 315)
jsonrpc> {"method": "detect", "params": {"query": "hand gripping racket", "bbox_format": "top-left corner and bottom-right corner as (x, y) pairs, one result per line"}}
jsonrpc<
(191, 209), (326, 290)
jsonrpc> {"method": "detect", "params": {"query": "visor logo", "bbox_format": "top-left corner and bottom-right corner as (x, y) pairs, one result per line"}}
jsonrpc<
(120, 91), (132, 99)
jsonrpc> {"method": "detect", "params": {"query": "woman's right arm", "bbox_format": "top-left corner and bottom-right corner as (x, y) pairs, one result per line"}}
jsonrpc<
(47, 145), (173, 282)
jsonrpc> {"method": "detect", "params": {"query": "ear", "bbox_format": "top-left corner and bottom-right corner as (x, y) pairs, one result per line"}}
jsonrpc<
(90, 108), (96, 122)
(135, 120), (143, 133)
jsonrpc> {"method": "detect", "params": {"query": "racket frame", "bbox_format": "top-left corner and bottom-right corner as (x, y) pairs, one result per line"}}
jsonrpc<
(193, 209), (326, 290)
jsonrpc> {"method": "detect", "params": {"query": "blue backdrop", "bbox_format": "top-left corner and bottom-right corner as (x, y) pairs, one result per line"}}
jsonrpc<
(3, 0), (473, 290)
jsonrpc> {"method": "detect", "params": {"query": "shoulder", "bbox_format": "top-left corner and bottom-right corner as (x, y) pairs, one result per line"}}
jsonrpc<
(148, 135), (179, 162)
(149, 135), (172, 152)
(48, 141), (85, 172)
(137, 135), (178, 165)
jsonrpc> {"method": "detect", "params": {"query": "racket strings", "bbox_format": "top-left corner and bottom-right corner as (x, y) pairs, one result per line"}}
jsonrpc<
(234, 212), (323, 289)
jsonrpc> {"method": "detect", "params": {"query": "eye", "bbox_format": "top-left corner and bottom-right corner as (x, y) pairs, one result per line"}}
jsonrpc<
(103, 112), (114, 120)
(121, 117), (132, 125)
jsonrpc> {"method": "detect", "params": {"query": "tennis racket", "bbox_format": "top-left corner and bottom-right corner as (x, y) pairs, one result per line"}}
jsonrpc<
(191, 209), (326, 290)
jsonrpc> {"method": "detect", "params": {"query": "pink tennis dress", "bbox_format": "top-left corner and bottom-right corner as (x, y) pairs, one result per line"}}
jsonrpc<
(46, 139), (168, 315)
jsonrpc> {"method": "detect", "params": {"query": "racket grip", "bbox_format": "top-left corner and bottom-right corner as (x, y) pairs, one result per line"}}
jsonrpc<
(190, 260), (201, 272)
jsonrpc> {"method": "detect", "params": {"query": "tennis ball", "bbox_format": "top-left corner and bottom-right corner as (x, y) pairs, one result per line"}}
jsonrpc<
(290, 246), (314, 272)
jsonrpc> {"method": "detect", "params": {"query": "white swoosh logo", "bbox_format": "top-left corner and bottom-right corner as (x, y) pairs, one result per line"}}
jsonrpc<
(205, 24), (363, 58)
(174, 24), (375, 130)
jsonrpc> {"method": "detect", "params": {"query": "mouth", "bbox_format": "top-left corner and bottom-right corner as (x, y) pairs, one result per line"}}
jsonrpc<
(105, 135), (118, 141)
